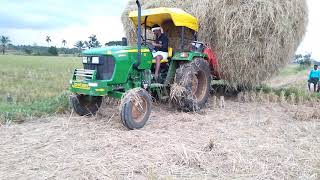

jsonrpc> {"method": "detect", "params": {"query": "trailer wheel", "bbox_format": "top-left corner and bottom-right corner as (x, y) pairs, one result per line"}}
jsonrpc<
(70, 94), (102, 116)
(120, 88), (152, 130)
(173, 58), (211, 111)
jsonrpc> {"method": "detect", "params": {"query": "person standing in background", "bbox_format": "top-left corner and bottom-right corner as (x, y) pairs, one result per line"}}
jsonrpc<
(308, 65), (320, 92)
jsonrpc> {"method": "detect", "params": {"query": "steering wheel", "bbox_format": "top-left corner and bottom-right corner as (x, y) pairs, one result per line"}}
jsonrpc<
(139, 34), (156, 51)
(145, 41), (155, 52)
(140, 35), (146, 43)
(140, 37), (155, 51)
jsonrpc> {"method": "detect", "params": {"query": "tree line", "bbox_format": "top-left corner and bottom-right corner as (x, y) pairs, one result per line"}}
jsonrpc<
(1, 35), (10, 55)
(0, 34), (123, 56)
(294, 53), (313, 67)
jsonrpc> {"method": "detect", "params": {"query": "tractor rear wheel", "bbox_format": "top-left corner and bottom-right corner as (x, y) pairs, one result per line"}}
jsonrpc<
(173, 58), (211, 111)
(70, 94), (102, 116)
(120, 88), (152, 130)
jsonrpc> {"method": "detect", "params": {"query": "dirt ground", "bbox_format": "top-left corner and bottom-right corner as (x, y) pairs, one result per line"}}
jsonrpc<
(0, 99), (319, 179)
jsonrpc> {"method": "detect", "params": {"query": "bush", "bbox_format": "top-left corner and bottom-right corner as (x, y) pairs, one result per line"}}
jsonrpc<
(295, 53), (312, 67)
(0, 91), (71, 124)
(24, 49), (33, 55)
(298, 58), (311, 67)
(256, 84), (272, 94)
(48, 46), (59, 56)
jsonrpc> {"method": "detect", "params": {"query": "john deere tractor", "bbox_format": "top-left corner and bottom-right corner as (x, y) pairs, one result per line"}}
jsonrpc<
(69, 0), (212, 130)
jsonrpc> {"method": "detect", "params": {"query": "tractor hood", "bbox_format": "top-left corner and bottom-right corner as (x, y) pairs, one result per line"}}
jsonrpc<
(79, 46), (153, 85)
(82, 46), (149, 56)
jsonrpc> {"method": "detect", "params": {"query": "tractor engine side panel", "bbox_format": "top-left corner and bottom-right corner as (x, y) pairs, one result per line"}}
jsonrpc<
(109, 50), (152, 85)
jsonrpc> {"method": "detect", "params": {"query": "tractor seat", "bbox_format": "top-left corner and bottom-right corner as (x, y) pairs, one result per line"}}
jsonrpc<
(152, 47), (173, 64)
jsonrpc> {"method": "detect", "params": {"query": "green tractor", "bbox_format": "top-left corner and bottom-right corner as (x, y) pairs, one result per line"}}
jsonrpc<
(69, 0), (213, 130)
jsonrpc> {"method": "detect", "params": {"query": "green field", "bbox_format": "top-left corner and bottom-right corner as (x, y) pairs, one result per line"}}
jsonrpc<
(260, 64), (320, 100)
(267, 64), (309, 90)
(0, 55), (81, 122)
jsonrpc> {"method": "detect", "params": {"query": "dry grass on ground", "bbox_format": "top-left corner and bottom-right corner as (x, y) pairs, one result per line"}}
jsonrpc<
(1, 98), (319, 179)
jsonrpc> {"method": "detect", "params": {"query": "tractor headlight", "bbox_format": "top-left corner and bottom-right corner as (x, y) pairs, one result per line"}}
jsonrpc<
(88, 83), (98, 87)
(69, 80), (73, 84)
(92, 57), (100, 64)
(180, 52), (189, 58)
(82, 57), (88, 63)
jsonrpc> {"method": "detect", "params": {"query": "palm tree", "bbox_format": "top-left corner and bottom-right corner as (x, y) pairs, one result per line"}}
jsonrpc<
(46, 36), (51, 47)
(62, 39), (67, 47)
(85, 35), (101, 49)
(90, 35), (101, 48)
(1, 36), (11, 55)
(84, 41), (90, 49)
(74, 41), (85, 51)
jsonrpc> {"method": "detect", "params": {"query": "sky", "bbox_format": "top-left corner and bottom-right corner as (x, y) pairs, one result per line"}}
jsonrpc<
(297, 0), (320, 60)
(0, 0), (130, 47)
(0, 0), (319, 59)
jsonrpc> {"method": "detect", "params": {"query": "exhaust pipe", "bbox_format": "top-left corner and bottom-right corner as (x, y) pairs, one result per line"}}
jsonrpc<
(134, 0), (142, 69)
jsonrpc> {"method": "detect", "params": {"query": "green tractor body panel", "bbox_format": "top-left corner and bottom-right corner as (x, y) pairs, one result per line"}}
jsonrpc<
(70, 80), (112, 96)
(70, 46), (152, 98)
(171, 51), (208, 61)
(82, 46), (153, 71)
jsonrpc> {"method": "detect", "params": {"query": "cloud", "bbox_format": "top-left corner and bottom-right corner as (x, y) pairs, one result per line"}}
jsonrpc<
(0, 16), (125, 48)
(0, 0), (130, 46)
(297, 0), (320, 59)
(0, 0), (128, 30)
(0, 11), (83, 30)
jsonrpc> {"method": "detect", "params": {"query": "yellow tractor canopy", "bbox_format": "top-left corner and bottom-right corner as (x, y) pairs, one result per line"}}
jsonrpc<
(129, 7), (199, 32)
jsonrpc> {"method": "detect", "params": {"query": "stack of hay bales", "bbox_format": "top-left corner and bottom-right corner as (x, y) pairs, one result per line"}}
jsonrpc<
(122, 0), (308, 89)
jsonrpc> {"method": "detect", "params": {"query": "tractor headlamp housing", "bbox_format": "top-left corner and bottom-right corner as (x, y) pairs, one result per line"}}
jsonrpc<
(82, 57), (88, 63)
(88, 83), (98, 87)
(92, 57), (100, 64)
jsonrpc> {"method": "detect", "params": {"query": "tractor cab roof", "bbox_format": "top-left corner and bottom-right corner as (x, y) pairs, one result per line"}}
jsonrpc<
(129, 7), (199, 32)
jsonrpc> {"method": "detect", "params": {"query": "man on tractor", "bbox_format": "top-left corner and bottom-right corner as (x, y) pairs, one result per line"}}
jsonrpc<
(150, 24), (169, 81)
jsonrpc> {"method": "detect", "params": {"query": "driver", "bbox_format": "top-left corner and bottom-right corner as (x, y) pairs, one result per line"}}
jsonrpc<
(151, 24), (169, 81)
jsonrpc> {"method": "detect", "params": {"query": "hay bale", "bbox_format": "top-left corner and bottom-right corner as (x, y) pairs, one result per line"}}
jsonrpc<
(122, 0), (308, 88)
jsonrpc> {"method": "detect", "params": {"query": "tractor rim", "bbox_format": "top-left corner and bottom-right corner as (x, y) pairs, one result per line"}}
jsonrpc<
(191, 71), (207, 102)
(131, 97), (148, 123)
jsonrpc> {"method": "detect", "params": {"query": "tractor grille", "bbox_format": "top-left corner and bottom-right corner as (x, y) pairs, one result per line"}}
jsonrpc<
(84, 56), (115, 80)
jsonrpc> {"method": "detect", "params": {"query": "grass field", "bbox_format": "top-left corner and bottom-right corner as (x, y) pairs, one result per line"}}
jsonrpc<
(267, 64), (309, 90)
(260, 64), (320, 101)
(0, 55), (81, 122)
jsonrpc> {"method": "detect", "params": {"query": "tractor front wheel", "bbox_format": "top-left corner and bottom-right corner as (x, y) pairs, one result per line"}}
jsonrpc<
(70, 94), (102, 116)
(120, 88), (152, 130)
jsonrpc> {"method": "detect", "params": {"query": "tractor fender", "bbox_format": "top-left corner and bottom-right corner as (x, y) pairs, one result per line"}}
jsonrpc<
(171, 52), (207, 61)
(203, 47), (220, 79)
